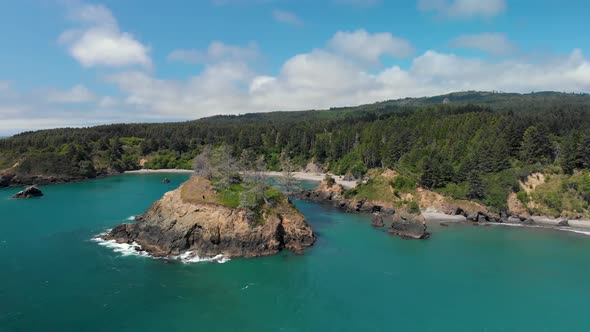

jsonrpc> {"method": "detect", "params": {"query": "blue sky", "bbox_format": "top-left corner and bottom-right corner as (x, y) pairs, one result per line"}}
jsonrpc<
(0, 0), (589, 135)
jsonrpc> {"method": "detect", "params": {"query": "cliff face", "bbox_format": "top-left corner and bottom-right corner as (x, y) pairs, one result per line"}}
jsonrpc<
(106, 177), (315, 258)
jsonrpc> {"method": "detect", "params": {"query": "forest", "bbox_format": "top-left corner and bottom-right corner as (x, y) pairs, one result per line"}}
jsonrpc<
(2, 90), (590, 213)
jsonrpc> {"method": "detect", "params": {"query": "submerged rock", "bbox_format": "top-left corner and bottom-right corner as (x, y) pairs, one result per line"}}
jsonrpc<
(12, 185), (44, 199)
(162, 178), (171, 184)
(389, 212), (430, 239)
(104, 176), (315, 259)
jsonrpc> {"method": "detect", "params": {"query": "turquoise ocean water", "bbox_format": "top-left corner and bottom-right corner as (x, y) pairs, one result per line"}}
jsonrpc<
(2, 174), (590, 331)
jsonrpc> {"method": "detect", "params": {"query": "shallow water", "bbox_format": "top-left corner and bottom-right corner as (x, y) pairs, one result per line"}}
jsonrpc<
(2, 174), (590, 331)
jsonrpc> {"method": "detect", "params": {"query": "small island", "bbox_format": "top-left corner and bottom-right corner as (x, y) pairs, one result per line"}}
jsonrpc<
(104, 147), (315, 259)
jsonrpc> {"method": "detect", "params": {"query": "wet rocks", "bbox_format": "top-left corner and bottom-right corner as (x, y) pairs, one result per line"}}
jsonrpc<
(371, 213), (385, 227)
(556, 218), (569, 226)
(522, 218), (536, 225)
(104, 177), (315, 259)
(11, 185), (44, 199)
(389, 212), (430, 239)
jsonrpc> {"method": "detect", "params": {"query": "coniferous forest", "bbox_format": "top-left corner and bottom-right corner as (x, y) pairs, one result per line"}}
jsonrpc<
(2, 91), (590, 214)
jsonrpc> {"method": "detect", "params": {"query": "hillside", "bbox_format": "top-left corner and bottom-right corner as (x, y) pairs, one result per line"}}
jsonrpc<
(2, 91), (590, 218)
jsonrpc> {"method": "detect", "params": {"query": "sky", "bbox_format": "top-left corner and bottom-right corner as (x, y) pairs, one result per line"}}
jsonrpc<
(0, 0), (589, 135)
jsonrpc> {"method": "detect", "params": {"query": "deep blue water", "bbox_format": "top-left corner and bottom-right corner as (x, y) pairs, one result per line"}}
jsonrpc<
(2, 174), (590, 331)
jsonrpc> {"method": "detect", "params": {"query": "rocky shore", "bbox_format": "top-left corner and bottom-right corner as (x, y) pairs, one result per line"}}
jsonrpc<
(296, 176), (590, 238)
(104, 176), (316, 259)
(297, 179), (429, 239)
(0, 169), (118, 189)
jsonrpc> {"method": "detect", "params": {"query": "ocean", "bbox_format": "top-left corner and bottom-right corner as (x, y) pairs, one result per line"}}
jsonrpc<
(2, 174), (590, 331)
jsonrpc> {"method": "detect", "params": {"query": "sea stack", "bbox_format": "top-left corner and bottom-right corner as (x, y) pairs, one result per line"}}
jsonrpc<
(389, 212), (430, 239)
(105, 176), (316, 259)
(12, 185), (44, 199)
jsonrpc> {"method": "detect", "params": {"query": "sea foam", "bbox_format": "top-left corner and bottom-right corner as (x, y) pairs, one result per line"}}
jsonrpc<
(92, 231), (229, 264)
(492, 223), (590, 237)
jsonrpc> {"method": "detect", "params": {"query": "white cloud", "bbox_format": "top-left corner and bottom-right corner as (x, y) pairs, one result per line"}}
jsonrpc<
(59, 4), (151, 68)
(3, 30), (590, 135)
(45, 85), (96, 103)
(272, 9), (303, 26)
(168, 41), (259, 64)
(451, 33), (516, 55)
(328, 29), (414, 63)
(418, 0), (506, 18)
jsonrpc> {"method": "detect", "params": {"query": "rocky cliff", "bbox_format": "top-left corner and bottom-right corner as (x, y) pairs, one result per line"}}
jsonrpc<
(105, 176), (315, 259)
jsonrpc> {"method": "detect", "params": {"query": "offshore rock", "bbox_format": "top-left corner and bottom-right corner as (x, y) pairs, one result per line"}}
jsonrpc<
(389, 212), (430, 240)
(11, 185), (44, 199)
(105, 177), (315, 259)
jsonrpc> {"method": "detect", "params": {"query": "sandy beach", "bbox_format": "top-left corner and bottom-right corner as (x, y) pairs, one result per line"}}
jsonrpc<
(262, 171), (357, 189)
(125, 169), (357, 188)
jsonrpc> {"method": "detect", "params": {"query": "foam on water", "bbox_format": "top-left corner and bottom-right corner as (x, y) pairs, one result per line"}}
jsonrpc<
(92, 231), (229, 263)
(492, 222), (590, 237)
(126, 216), (136, 221)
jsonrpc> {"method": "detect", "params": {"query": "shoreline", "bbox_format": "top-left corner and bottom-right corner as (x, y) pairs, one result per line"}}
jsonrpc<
(125, 169), (195, 174)
(124, 169), (358, 188)
(262, 171), (357, 189)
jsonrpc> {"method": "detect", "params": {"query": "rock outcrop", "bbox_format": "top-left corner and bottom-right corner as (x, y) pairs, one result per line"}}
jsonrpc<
(105, 176), (315, 259)
(389, 212), (430, 239)
(371, 213), (385, 227)
(297, 179), (395, 216)
(12, 185), (44, 199)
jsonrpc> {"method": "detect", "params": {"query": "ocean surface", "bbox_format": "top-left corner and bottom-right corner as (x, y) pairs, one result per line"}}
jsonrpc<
(2, 174), (590, 332)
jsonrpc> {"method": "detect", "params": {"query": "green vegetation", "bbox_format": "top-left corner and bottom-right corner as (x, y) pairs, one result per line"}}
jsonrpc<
(3, 91), (590, 216)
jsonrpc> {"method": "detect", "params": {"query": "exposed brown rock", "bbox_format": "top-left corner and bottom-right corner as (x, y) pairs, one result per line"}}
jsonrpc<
(371, 213), (384, 227)
(389, 212), (430, 239)
(105, 177), (315, 259)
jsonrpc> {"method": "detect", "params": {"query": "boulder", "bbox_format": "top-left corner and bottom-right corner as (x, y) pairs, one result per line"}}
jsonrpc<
(507, 216), (522, 224)
(371, 213), (384, 227)
(449, 207), (467, 217)
(162, 178), (171, 184)
(343, 173), (356, 182)
(557, 218), (569, 227)
(389, 212), (430, 239)
(12, 185), (44, 199)
(522, 218), (536, 225)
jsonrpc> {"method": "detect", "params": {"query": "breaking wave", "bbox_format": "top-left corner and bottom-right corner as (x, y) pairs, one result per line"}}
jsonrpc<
(92, 231), (229, 264)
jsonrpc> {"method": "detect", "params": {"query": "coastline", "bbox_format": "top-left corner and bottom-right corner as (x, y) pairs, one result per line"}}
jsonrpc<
(125, 169), (358, 188)
(125, 169), (195, 174)
(262, 171), (357, 189)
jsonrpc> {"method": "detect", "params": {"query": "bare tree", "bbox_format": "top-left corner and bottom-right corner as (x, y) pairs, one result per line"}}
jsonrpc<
(193, 145), (212, 179)
(280, 150), (297, 194)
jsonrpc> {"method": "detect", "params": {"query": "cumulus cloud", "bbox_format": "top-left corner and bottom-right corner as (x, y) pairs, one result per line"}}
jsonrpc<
(3, 27), (590, 135)
(418, 0), (506, 18)
(451, 33), (516, 55)
(328, 29), (414, 63)
(272, 9), (303, 26)
(59, 3), (151, 68)
(99, 45), (590, 121)
(168, 41), (260, 64)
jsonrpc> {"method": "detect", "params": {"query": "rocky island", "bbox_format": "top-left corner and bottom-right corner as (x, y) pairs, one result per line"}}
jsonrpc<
(11, 185), (44, 199)
(104, 176), (315, 259)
